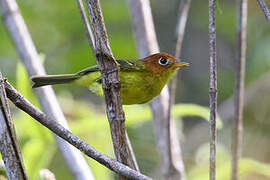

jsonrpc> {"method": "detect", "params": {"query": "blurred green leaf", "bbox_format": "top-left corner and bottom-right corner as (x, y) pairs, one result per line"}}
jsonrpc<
(124, 103), (223, 129)
(0, 159), (6, 177)
(16, 62), (39, 107)
(57, 94), (112, 180)
(15, 63), (55, 179)
(172, 104), (223, 129)
(188, 143), (270, 180)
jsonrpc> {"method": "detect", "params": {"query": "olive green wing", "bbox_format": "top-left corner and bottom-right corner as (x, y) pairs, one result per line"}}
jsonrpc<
(74, 60), (143, 83)
(76, 66), (99, 76)
(76, 59), (144, 75)
(116, 59), (145, 71)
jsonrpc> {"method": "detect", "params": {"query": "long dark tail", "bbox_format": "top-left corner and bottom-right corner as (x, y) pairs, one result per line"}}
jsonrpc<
(31, 74), (79, 88)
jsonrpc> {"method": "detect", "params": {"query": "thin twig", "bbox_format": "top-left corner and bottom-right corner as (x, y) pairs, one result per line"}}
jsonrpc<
(167, 0), (192, 179)
(0, 0), (95, 179)
(231, 0), (247, 180)
(0, 73), (28, 180)
(168, 0), (192, 177)
(168, 0), (191, 107)
(127, 0), (185, 179)
(208, 0), (217, 180)
(85, 0), (139, 174)
(75, 0), (95, 50)
(4, 81), (152, 180)
(256, 0), (270, 23)
(174, 0), (192, 60)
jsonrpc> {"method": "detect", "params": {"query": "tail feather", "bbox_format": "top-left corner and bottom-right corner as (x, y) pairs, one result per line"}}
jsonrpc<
(31, 74), (79, 88)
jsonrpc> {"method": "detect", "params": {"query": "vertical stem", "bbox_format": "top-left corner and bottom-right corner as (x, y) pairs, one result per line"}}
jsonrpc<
(167, 0), (192, 179)
(174, 0), (192, 60)
(256, 0), (270, 23)
(0, 73), (28, 180)
(231, 0), (247, 180)
(168, 0), (192, 124)
(85, 0), (139, 176)
(208, 0), (217, 180)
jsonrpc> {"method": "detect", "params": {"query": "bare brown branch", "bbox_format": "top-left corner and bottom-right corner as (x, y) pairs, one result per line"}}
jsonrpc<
(231, 0), (247, 180)
(0, 0), (94, 179)
(208, 0), (217, 179)
(4, 80), (151, 180)
(256, 0), (270, 23)
(0, 73), (27, 180)
(85, 0), (139, 174)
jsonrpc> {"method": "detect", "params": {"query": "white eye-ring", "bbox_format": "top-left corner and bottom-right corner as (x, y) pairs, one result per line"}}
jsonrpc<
(158, 57), (169, 66)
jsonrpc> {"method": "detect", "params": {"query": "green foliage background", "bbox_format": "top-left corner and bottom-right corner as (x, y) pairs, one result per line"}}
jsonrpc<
(1, 0), (270, 179)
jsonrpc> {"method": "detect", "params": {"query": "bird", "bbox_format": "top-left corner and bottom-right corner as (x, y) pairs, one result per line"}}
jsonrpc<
(31, 53), (189, 105)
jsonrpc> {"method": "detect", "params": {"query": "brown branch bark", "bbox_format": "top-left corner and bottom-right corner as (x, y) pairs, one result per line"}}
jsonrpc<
(85, 0), (139, 175)
(256, 0), (270, 23)
(0, 73), (27, 180)
(0, 0), (95, 179)
(231, 0), (247, 180)
(208, 0), (217, 180)
(76, 2), (138, 170)
(126, 0), (185, 179)
(3, 80), (152, 180)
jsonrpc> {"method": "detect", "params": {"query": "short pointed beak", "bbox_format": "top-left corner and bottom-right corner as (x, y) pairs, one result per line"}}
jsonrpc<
(175, 61), (189, 68)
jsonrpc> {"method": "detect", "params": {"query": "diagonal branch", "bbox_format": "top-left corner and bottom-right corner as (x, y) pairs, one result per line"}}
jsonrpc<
(231, 0), (247, 180)
(75, 0), (95, 51)
(0, 73), (28, 180)
(4, 80), (151, 180)
(174, 0), (192, 60)
(256, 0), (270, 23)
(85, 0), (139, 174)
(208, 0), (217, 180)
(0, 0), (95, 179)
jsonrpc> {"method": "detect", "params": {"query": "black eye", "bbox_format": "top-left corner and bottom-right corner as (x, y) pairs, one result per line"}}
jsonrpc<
(158, 57), (169, 66)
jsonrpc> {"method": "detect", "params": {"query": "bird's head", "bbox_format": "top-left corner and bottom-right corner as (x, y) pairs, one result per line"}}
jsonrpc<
(142, 53), (189, 76)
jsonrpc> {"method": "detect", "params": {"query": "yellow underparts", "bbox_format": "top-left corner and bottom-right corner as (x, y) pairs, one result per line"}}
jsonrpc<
(73, 69), (176, 105)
